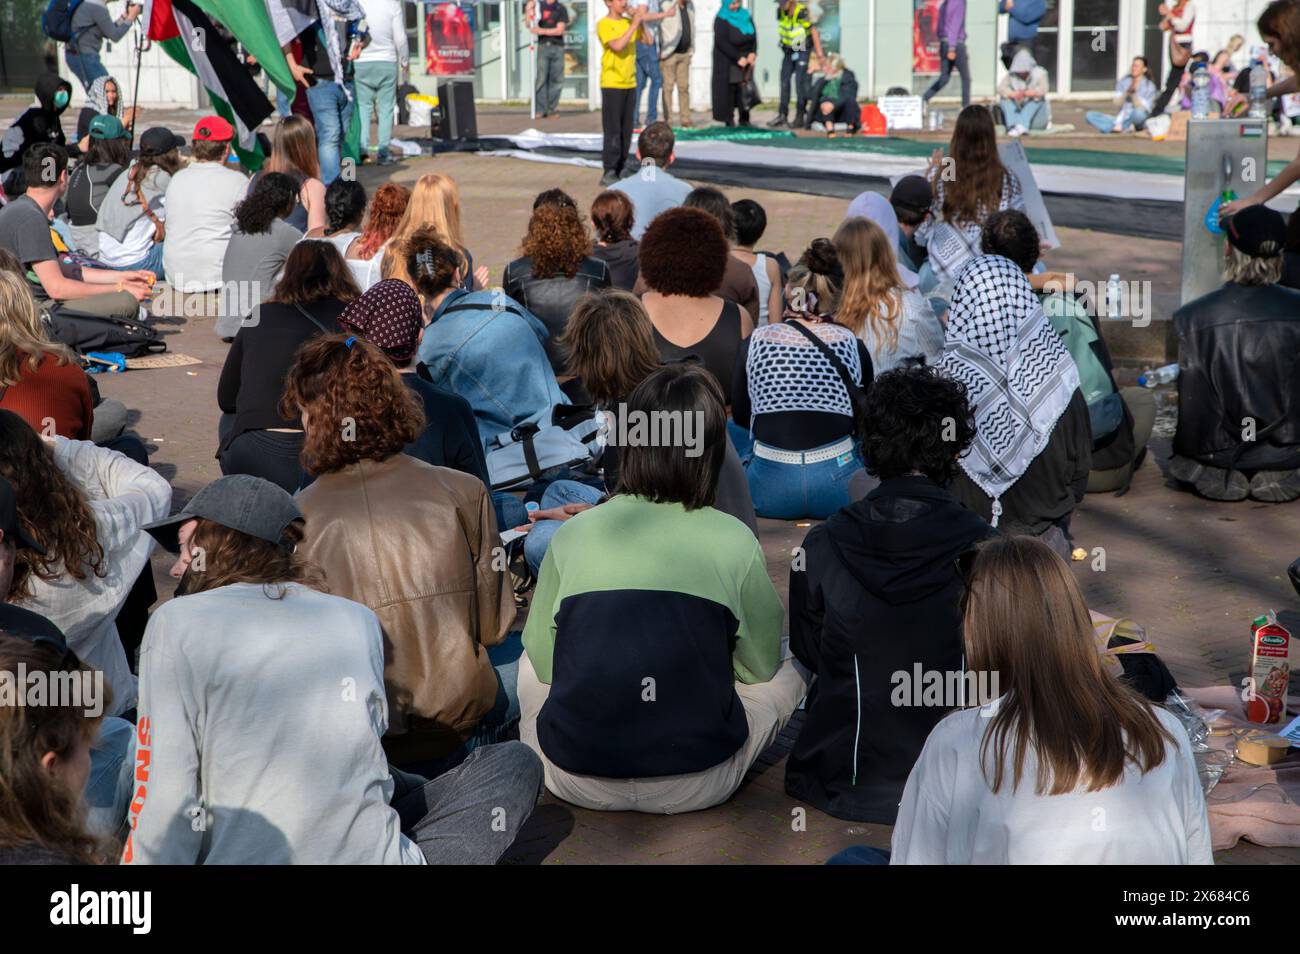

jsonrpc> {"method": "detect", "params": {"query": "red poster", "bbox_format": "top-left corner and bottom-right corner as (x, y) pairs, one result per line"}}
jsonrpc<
(913, 0), (942, 75)
(426, 2), (476, 76)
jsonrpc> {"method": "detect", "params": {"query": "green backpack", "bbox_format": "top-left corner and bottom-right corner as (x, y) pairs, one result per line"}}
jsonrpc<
(1041, 292), (1123, 440)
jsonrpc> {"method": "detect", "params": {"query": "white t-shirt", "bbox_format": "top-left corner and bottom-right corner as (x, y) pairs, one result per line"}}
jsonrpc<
(356, 0), (409, 66)
(98, 212), (158, 268)
(891, 698), (1215, 865)
(161, 161), (249, 292)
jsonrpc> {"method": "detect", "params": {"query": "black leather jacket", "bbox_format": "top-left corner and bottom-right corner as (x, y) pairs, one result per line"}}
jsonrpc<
(503, 255), (611, 373)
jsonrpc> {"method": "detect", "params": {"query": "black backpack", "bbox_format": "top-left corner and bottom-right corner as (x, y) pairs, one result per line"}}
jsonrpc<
(42, 0), (86, 43)
(42, 307), (166, 358)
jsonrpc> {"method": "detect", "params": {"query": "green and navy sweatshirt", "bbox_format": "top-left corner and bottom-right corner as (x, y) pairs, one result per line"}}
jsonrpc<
(522, 495), (785, 778)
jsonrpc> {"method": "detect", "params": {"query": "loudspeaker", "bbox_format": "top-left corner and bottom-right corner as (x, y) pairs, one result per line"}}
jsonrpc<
(436, 80), (478, 141)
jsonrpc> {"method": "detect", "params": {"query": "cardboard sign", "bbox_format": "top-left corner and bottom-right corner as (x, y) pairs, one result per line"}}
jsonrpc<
(999, 140), (1059, 250)
(878, 95), (924, 132)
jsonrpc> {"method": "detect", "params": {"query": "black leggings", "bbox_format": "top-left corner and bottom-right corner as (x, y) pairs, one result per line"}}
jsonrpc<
(219, 428), (306, 494)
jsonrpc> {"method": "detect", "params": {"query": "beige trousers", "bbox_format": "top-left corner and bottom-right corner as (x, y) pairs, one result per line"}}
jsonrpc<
(518, 650), (807, 814)
(661, 52), (693, 127)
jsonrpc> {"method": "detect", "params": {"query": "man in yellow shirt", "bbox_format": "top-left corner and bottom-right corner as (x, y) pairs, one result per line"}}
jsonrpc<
(598, 0), (645, 185)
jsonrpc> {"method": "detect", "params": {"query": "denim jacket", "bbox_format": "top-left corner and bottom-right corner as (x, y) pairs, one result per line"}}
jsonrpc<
(416, 288), (569, 449)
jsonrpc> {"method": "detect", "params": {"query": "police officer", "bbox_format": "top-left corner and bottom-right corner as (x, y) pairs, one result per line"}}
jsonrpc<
(767, 0), (826, 129)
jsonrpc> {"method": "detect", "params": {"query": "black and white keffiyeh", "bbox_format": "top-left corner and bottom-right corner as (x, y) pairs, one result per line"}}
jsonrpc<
(937, 255), (1079, 524)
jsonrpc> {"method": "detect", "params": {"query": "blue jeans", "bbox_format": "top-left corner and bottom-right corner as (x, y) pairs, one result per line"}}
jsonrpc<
(536, 42), (565, 115)
(304, 80), (353, 184)
(115, 241), (165, 282)
(923, 42), (971, 108)
(827, 845), (891, 865)
(727, 419), (755, 460)
(353, 60), (397, 157)
(744, 439), (865, 520)
(85, 715), (136, 839)
(1086, 107), (1149, 134)
(494, 491), (528, 533)
(523, 479), (605, 573)
(1000, 97), (1049, 130)
(635, 43), (663, 127)
(65, 48), (107, 93)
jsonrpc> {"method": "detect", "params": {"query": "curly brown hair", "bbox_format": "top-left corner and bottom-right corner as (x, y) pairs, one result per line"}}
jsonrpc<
(0, 411), (105, 601)
(638, 206), (728, 297)
(521, 202), (591, 280)
(180, 518), (325, 597)
(280, 334), (425, 476)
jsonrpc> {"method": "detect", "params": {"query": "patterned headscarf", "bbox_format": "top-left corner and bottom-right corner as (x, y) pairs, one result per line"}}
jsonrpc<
(337, 279), (424, 365)
(936, 255), (1079, 524)
(85, 75), (118, 117)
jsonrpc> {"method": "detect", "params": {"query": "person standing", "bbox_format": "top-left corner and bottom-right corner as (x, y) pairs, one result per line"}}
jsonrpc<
(65, 0), (142, 93)
(922, 0), (970, 110)
(711, 0), (757, 127)
(997, 0), (1046, 68)
(355, 0), (408, 166)
(284, 15), (364, 185)
(630, 1), (674, 128)
(659, 0), (693, 127)
(768, 0), (825, 130)
(597, 0), (645, 186)
(1150, 1), (1197, 117)
(528, 0), (571, 119)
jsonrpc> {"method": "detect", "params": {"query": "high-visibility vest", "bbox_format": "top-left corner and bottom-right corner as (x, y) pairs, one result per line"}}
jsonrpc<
(778, 3), (809, 49)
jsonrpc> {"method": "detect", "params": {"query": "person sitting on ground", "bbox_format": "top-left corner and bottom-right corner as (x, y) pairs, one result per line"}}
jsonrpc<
(519, 362), (805, 814)
(128, 474), (541, 864)
(884, 535), (1212, 865)
(63, 116), (130, 257)
(286, 335), (520, 776)
(312, 178), (366, 250)
(589, 190), (640, 292)
(0, 635), (113, 864)
(809, 54), (861, 134)
(1170, 205), (1300, 503)
(0, 409), (171, 719)
(844, 191), (922, 290)
(996, 47), (1050, 137)
(889, 174), (933, 278)
(638, 206), (752, 400)
(786, 366), (992, 825)
(613, 121), (694, 240)
(0, 74), (74, 196)
(1087, 56), (1159, 134)
(74, 75), (137, 152)
(162, 116), (248, 295)
(504, 191), (613, 375)
(981, 209), (1152, 493)
(520, 290), (758, 575)
(732, 239), (872, 519)
(939, 255), (1090, 559)
(214, 171), (304, 340)
(250, 114), (327, 234)
(835, 215), (943, 372)
(0, 145), (151, 327)
(410, 229), (567, 451)
(348, 181), (409, 291)
(679, 186), (761, 324)
(917, 106), (1026, 287)
(731, 198), (783, 325)
(95, 127), (185, 282)
(216, 241), (360, 493)
(383, 173), (487, 291)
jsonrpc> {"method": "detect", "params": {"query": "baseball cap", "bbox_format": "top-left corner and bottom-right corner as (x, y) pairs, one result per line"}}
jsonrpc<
(192, 115), (235, 142)
(0, 475), (44, 555)
(1225, 205), (1287, 259)
(88, 114), (127, 141)
(142, 475), (304, 553)
(890, 174), (932, 211)
(139, 127), (185, 157)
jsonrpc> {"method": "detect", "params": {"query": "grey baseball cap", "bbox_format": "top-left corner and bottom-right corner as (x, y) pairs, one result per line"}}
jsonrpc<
(142, 475), (304, 553)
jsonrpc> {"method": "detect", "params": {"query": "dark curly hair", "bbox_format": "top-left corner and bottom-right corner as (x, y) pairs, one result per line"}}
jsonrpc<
(638, 206), (728, 297)
(0, 411), (105, 601)
(325, 179), (367, 235)
(280, 334), (425, 476)
(862, 366), (976, 484)
(533, 188), (577, 211)
(235, 171), (299, 235)
(521, 202), (590, 280)
(980, 209), (1040, 273)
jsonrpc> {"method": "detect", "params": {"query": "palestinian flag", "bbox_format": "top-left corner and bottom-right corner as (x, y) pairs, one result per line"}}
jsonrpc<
(144, 0), (278, 166)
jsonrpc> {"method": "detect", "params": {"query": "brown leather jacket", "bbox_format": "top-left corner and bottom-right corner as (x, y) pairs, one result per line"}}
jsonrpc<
(296, 453), (515, 763)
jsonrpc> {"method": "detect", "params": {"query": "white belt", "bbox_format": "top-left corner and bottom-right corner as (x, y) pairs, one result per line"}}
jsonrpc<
(752, 436), (856, 466)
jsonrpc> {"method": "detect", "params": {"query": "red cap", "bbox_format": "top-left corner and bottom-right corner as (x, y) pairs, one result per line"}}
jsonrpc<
(192, 115), (235, 142)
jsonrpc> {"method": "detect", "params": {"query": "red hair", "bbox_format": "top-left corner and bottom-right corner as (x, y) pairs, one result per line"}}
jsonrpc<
(355, 183), (411, 261)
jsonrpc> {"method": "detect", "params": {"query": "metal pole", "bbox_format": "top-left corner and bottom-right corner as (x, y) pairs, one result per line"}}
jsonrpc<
(529, 1), (537, 120)
(129, 24), (148, 141)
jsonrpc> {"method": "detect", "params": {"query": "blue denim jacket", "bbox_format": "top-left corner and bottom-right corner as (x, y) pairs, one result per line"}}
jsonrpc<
(416, 288), (569, 449)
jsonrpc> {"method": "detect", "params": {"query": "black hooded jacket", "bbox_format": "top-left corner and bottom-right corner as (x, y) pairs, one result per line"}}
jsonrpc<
(785, 476), (993, 824)
(0, 73), (73, 176)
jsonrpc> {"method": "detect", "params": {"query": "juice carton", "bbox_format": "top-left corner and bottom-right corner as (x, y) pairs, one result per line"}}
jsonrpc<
(1246, 612), (1292, 725)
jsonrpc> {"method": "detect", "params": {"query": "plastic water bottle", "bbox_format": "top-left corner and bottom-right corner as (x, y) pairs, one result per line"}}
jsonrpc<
(1138, 363), (1180, 388)
(1191, 63), (1211, 120)
(1106, 274), (1123, 319)
(1250, 61), (1270, 120)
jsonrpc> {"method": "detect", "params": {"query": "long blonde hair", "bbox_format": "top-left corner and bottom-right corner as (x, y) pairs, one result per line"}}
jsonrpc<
(383, 173), (467, 284)
(834, 217), (904, 351)
(0, 271), (76, 386)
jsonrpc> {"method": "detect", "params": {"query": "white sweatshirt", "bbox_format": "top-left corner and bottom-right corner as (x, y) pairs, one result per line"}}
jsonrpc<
(356, 0), (409, 67)
(891, 698), (1214, 864)
(123, 583), (424, 865)
(24, 438), (172, 716)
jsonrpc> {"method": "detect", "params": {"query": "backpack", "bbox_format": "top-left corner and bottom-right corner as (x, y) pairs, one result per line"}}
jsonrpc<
(41, 306), (166, 358)
(484, 404), (607, 491)
(42, 0), (86, 43)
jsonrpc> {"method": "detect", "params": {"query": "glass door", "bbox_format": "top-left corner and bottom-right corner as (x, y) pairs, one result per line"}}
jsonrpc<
(1070, 0), (1121, 92)
(1028, 0), (1061, 94)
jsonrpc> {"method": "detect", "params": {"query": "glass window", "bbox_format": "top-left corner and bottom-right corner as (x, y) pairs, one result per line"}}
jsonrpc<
(1071, 0), (1120, 92)
(1026, 0), (1059, 94)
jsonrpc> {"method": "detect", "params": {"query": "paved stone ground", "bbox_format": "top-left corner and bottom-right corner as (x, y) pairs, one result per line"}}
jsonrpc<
(5, 95), (1298, 863)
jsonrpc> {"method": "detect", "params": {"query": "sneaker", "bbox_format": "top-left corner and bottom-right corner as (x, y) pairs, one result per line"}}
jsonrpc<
(1193, 467), (1250, 502)
(599, 171), (619, 187)
(1249, 469), (1300, 502)
(1008, 125), (1026, 138)
(1166, 454), (1204, 484)
(377, 153), (397, 166)
(766, 116), (789, 129)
